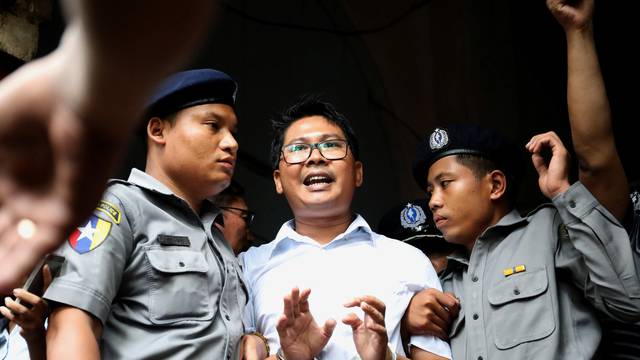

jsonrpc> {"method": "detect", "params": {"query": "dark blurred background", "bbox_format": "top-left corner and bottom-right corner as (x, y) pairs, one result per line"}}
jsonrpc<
(2, 0), (637, 243)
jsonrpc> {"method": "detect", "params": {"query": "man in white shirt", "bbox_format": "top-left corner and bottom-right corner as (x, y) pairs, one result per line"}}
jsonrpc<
(240, 96), (451, 360)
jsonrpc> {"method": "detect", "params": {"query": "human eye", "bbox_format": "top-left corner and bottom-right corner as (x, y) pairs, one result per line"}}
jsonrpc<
(440, 179), (452, 188)
(206, 120), (220, 131)
(320, 140), (345, 149)
(285, 143), (309, 153)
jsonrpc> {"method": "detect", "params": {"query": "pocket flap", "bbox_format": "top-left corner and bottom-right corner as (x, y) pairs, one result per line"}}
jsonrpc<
(146, 249), (208, 273)
(488, 268), (548, 306)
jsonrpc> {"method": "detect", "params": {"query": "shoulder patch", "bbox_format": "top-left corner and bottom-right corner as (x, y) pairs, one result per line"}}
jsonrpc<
(68, 215), (112, 254)
(96, 200), (121, 224)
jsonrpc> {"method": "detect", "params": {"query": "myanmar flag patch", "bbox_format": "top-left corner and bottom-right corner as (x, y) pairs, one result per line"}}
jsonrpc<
(69, 215), (112, 254)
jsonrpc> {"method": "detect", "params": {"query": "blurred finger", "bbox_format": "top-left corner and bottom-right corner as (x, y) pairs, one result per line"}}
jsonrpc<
(361, 301), (384, 325)
(322, 318), (337, 338)
(341, 313), (361, 330)
(291, 287), (300, 317)
(13, 288), (41, 306)
(282, 293), (293, 324)
(42, 264), (52, 292)
(0, 305), (15, 321)
(299, 288), (311, 312)
(357, 295), (385, 315)
(4, 296), (28, 315)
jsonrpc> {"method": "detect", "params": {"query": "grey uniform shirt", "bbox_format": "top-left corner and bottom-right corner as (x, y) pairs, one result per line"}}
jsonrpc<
(45, 169), (247, 359)
(440, 182), (640, 360)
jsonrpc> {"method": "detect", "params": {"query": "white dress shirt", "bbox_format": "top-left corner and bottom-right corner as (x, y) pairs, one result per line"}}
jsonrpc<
(240, 215), (451, 359)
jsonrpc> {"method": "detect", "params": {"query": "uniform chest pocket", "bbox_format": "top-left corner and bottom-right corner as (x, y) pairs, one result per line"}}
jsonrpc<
(146, 248), (213, 324)
(487, 267), (555, 349)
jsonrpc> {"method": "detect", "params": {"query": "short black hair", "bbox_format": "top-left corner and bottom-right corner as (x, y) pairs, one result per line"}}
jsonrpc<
(454, 153), (520, 205)
(213, 180), (246, 207)
(269, 95), (360, 170)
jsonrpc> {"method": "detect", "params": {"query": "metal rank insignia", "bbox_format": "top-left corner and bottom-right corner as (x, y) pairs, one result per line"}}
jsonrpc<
(503, 264), (526, 277)
(429, 128), (449, 150)
(400, 203), (427, 231)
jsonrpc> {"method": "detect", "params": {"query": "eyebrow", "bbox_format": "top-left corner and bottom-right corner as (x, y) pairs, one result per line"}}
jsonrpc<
(286, 133), (343, 144)
(427, 172), (454, 186)
(201, 111), (238, 131)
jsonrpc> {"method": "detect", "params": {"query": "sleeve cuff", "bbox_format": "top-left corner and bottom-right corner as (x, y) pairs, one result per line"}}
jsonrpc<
(44, 280), (112, 325)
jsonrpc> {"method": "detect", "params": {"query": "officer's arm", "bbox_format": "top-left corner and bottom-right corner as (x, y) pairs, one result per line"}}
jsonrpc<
(46, 306), (102, 360)
(550, 0), (629, 221)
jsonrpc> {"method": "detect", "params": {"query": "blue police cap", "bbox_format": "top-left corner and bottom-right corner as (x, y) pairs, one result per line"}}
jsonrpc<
(377, 198), (455, 255)
(146, 68), (237, 118)
(412, 123), (519, 190)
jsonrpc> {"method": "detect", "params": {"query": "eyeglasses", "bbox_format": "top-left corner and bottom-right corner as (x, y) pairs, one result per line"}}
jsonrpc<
(219, 206), (255, 225)
(280, 139), (350, 165)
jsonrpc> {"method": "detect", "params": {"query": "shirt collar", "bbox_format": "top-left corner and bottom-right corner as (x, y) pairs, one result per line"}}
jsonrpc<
(269, 214), (374, 259)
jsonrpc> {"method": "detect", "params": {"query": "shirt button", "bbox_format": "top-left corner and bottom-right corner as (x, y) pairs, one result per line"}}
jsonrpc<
(225, 314), (231, 321)
(514, 288), (520, 295)
(472, 275), (479, 282)
(178, 261), (185, 267)
(569, 200), (576, 208)
(473, 313), (479, 320)
(478, 357), (483, 360)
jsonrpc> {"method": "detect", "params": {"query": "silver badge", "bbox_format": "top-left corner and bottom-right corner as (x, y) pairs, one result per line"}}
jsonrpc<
(400, 203), (427, 231)
(429, 128), (449, 150)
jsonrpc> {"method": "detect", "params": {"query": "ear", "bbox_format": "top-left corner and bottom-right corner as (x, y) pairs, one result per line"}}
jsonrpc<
(273, 169), (284, 194)
(147, 117), (168, 146)
(488, 170), (507, 201)
(354, 161), (364, 187)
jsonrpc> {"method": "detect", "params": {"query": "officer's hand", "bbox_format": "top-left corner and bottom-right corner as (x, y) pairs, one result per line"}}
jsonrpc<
(547, 0), (594, 32)
(402, 288), (459, 340)
(0, 265), (52, 342)
(526, 132), (571, 199)
(343, 295), (390, 360)
(276, 287), (336, 360)
(0, 51), (129, 293)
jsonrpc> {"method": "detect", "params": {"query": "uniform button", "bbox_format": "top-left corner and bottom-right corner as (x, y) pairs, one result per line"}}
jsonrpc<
(472, 275), (479, 282)
(178, 261), (185, 267)
(514, 288), (520, 295)
(473, 313), (479, 320)
(569, 200), (576, 208)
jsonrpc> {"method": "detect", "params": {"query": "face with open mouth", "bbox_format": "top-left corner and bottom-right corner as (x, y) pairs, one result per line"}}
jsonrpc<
(273, 115), (363, 219)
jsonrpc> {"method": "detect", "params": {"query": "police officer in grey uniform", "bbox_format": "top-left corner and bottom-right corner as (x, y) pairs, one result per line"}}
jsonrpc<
(44, 69), (248, 359)
(405, 123), (640, 359)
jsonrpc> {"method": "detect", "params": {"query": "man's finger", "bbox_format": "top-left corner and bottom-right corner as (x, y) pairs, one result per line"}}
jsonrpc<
(361, 301), (384, 325)
(357, 295), (385, 315)
(341, 313), (362, 330)
(291, 287), (300, 318)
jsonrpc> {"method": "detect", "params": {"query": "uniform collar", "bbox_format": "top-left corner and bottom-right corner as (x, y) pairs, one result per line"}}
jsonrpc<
(442, 209), (528, 273)
(126, 168), (176, 195)
(269, 214), (374, 259)
(122, 168), (220, 218)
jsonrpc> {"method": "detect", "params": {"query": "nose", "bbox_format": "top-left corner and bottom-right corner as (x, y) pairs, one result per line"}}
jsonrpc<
(305, 145), (326, 165)
(428, 189), (442, 212)
(220, 129), (238, 155)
